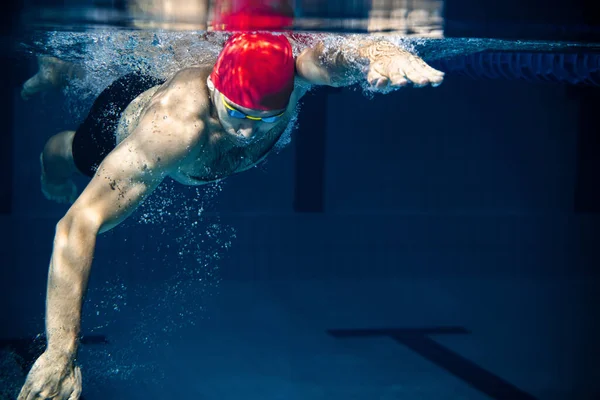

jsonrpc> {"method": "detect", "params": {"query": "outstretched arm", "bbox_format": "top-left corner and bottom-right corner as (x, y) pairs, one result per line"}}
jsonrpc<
(18, 72), (205, 400)
(295, 36), (444, 89)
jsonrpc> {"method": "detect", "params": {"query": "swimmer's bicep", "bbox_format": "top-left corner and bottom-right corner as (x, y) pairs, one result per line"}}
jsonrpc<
(69, 139), (165, 233)
(74, 117), (203, 232)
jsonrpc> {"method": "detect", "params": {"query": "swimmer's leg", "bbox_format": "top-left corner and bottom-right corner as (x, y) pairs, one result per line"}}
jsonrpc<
(40, 130), (79, 204)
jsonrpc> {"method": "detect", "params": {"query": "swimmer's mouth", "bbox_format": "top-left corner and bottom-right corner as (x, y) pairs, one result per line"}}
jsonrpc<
(226, 130), (255, 145)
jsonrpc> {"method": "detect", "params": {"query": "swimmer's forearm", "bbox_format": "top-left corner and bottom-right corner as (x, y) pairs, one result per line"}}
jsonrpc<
(310, 38), (379, 86)
(312, 38), (414, 87)
(45, 214), (97, 360)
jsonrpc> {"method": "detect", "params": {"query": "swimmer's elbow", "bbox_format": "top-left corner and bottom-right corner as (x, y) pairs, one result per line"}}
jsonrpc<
(296, 47), (335, 86)
(56, 208), (102, 248)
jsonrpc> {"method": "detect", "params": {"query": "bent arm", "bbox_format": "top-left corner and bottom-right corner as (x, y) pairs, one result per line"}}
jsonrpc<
(44, 81), (204, 360)
(45, 136), (165, 359)
(295, 36), (443, 89)
(295, 37), (378, 87)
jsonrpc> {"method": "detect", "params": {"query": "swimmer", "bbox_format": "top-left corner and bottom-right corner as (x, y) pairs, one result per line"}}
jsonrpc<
(18, 32), (444, 400)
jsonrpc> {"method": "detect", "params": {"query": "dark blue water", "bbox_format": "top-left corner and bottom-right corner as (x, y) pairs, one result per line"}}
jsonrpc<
(1, 1), (599, 399)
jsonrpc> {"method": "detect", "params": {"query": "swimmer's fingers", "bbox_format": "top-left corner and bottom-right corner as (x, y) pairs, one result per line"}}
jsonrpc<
(387, 51), (445, 88)
(16, 376), (45, 400)
(65, 366), (82, 400)
(394, 53), (428, 86)
(415, 57), (445, 87)
(387, 52), (423, 87)
(56, 365), (81, 400)
(363, 40), (444, 89)
(18, 385), (47, 400)
(367, 62), (391, 89)
(18, 352), (79, 400)
(368, 53), (434, 89)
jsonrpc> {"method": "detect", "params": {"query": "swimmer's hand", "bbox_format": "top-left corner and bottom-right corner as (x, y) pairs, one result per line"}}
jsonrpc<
(18, 350), (82, 400)
(359, 41), (444, 90)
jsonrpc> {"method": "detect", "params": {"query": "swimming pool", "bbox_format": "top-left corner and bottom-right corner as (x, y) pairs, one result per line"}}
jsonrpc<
(1, 1), (599, 399)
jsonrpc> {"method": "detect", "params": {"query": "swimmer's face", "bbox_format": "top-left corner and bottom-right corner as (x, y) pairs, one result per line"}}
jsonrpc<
(207, 77), (287, 145)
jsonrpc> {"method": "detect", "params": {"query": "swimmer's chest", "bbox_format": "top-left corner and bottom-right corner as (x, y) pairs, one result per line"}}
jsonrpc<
(170, 127), (282, 186)
(172, 146), (253, 185)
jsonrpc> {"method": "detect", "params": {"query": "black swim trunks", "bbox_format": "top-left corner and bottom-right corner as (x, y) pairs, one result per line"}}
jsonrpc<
(72, 72), (165, 177)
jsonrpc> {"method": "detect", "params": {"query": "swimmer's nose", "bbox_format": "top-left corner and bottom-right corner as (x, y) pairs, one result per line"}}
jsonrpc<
(236, 127), (255, 139)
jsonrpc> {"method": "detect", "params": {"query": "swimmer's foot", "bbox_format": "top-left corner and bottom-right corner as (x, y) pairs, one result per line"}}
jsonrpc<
(21, 56), (81, 101)
(40, 153), (78, 204)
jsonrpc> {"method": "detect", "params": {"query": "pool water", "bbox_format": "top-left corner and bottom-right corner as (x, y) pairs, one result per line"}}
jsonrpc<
(1, 1), (599, 399)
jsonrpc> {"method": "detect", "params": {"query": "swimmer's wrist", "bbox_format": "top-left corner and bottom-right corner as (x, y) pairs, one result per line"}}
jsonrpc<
(47, 333), (79, 361)
(45, 343), (77, 363)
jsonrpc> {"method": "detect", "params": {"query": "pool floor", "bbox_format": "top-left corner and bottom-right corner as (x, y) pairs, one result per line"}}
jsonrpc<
(63, 277), (598, 400)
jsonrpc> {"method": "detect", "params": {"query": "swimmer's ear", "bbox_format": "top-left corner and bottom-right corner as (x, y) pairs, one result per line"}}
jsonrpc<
(206, 76), (215, 92)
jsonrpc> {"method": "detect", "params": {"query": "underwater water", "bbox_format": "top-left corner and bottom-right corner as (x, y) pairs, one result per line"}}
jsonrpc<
(1, 1), (599, 399)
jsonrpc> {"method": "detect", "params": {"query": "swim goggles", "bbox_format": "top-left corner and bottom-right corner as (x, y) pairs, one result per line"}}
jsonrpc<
(222, 95), (285, 123)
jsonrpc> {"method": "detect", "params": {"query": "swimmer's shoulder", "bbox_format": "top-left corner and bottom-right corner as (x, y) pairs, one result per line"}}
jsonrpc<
(168, 65), (214, 84)
(151, 65), (214, 119)
(159, 65), (213, 95)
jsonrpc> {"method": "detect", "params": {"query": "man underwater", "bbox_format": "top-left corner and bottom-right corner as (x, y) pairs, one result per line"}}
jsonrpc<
(19, 32), (444, 400)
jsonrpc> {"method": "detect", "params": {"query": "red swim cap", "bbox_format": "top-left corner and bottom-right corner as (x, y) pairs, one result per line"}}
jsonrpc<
(210, 32), (295, 111)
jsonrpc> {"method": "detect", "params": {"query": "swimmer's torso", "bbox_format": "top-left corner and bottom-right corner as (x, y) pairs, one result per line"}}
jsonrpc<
(116, 65), (306, 185)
